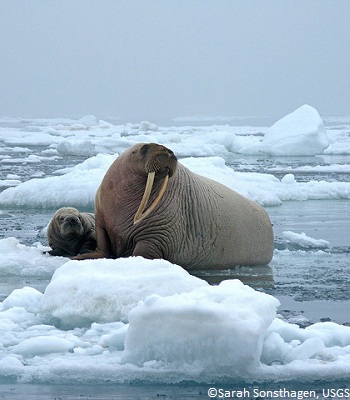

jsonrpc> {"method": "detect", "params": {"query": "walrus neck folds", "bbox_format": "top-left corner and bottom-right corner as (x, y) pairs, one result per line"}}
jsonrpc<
(133, 171), (169, 224)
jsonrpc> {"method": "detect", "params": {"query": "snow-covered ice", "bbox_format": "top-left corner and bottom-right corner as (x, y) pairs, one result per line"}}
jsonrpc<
(1, 154), (350, 209)
(282, 231), (330, 249)
(0, 103), (349, 209)
(0, 237), (63, 276)
(41, 258), (207, 328)
(240, 105), (329, 156)
(123, 280), (278, 373)
(0, 255), (350, 384)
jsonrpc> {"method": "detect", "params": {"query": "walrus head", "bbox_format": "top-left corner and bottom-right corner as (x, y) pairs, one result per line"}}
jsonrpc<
(52, 207), (85, 237)
(132, 143), (177, 224)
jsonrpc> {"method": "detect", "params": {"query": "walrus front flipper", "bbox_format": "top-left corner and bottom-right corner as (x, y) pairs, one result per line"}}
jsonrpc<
(47, 248), (70, 257)
(72, 221), (111, 260)
(78, 236), (97, 255)
(132, 240), (163, 260)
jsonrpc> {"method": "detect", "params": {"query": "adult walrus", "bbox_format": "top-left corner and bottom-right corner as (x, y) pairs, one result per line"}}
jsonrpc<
(47, 207), (96, 257)
(74, 143), (274, 269)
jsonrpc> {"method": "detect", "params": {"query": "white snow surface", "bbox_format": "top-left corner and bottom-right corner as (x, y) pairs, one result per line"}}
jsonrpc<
(41, 257), (207, 328)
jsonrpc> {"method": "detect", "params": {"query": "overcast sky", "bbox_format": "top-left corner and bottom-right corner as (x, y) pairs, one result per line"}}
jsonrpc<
(1, 0), (349, 121)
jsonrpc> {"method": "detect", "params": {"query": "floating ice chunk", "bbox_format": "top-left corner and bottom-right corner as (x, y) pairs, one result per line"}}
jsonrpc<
(0, 179), (21, 188)
(11, 336), (75, 356)
(241, 105), (329, 156)
(260, 105), (329, 156)
(262, 318), (350, 370)
(281, 174), (296, 184)
(324, 140), (350, 155)
(0, 356), (25, 379)
(0, 155), (42, 164)
(99, 323), (129, 350)
(138, 121), (159, 131)
(283, 231), (330, 249)
(77, 115), (99, 127)
(0, 154), (115, 208)
(261, 330), (327, 365)
(56, 140), (97, 156)
(1, 149), (350, 209)
(54, 115), (99, 129)
(0, 306), (41, 326)
(123, 280), (280, 372)
(268, 164), (350, 174)
(2, 287), (43, 314)
(306, 321), (350, 347)
(0, 237), (65, 277)
(41, 257), (207, 328)
(0, 169), (99, 209)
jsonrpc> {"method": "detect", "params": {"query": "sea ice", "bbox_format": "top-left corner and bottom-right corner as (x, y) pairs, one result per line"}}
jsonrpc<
(0, 154), (113, 208)
(1, 152), (350, 209)
(123, 280), (279, 372)
(282, 231), (330, 249)
(41, 257), (207, 328)
(261, 318), (350, 376)
(2, 286), (43, 314)
(11, 336), (75, 356)
(0, 254), (350, 383)
(240, 104), (329, 156)
(0, 237), (64, 276)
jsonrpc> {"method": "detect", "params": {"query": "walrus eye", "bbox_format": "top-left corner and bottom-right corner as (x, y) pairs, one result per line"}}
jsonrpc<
(140, 144), (150, 157)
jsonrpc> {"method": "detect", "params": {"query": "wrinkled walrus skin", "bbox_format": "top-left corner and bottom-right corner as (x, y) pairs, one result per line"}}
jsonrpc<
(47, 207), (96, 257)
(74, 143), (274, 269)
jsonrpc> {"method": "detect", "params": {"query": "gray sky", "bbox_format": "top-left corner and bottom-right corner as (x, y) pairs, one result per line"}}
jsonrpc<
(1, 0), (349, 121)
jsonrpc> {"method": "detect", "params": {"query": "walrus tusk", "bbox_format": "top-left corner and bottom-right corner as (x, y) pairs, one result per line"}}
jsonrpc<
(133, 172), (169, 224)
(134, 171), (155, 224)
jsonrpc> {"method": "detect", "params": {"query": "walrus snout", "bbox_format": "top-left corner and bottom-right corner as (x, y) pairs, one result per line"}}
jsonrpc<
(64, 215), (79, 225)
(141, 143), (177, 178)
(61, 214), (84, 236)
(134, 143), (177, 225)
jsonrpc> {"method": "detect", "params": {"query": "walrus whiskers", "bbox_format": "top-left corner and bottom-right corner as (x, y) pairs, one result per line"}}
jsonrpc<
(134, 172), (169, 224)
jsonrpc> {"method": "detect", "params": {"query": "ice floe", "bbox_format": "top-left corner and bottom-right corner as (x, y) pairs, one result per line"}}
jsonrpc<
(0, 153), (350, 209)
(282, 231), (330, 249)
(0, 255), (350, 384)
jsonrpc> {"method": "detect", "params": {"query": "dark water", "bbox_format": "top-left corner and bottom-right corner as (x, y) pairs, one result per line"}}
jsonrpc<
(1, 381), (349, 400)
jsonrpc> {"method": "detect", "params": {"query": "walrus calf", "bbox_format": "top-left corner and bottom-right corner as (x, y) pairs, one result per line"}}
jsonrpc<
(74, 143), (274, 269)
(47, 207), (96, 257)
